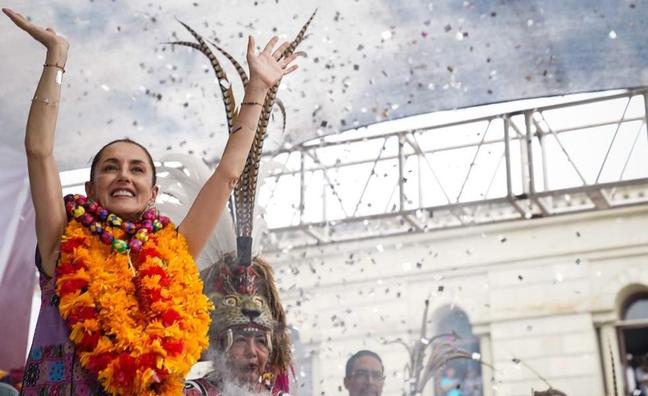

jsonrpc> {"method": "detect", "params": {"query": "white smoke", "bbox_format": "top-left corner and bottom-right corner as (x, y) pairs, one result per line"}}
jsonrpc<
(203, 350), (272, 396)
(219, 381), (271, 396)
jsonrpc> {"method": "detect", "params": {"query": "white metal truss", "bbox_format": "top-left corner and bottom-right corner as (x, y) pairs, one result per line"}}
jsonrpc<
(260, 88), (648, 252)
(57, 89), (648, 252)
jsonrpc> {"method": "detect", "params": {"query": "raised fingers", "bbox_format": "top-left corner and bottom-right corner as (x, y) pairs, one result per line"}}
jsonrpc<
(280, 53), (299, 68)
(3, 8), (69, 55)
(283, 64), (299, 76)
(247, 35), (256, 57)
(272, 42), (290, 60)
(3, 8), (30, 30)
(4, 8), (47, 39)
(262, 36), (279, 55)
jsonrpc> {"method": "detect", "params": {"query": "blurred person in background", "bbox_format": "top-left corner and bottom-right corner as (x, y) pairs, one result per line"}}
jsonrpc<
(343, 350), (385, 396)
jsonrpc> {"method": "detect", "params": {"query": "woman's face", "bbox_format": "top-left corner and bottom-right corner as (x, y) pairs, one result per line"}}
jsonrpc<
(86, 141), (158, 220)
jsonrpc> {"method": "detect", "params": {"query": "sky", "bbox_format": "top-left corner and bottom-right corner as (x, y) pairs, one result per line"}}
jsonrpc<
(1, 0), (646, 171)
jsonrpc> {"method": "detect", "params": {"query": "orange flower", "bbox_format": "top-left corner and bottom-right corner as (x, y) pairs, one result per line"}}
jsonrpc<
(56, 214), (213, 395)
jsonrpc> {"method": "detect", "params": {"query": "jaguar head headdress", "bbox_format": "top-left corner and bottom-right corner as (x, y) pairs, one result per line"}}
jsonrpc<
(200, 255), (290, 372)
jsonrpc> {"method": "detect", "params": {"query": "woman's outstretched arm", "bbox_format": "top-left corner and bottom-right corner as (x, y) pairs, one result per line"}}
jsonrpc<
(3, 8), (69, 276)
(178, 35), (298, 258)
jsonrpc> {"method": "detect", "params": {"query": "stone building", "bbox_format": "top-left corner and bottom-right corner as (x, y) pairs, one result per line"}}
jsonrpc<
(273, 205), (648, 395)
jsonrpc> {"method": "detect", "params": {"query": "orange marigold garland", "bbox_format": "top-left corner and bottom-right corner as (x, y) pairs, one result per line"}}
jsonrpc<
(56, 195), (213, 395)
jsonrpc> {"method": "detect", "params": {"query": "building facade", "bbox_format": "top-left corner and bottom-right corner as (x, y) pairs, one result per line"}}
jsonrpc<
(272, 205), (648, 396)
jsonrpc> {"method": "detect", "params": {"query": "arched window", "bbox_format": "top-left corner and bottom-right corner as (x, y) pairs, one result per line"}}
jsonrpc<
(623, 293), (648, 321)
(618, 292), (648, 395)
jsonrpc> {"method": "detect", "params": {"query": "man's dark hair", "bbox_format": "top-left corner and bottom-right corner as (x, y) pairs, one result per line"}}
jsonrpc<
(345, 350), (384, 378)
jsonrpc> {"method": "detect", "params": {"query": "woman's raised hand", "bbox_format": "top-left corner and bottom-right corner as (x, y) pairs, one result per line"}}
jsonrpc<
(3, 8), (70, 276)
(2, 8), (69, 65)
(246, 35), (299, 91)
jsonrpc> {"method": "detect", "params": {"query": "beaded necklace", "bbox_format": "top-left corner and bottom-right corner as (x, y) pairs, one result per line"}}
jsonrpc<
(64, 194), (171, 254)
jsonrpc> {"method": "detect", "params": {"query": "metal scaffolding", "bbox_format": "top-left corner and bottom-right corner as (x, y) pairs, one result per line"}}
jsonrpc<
(58, 88), (648, 252)
(260, 88), (648, 251)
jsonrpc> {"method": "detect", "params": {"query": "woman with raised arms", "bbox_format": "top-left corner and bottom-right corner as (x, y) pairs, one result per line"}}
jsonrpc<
(2, 7), (298, 395)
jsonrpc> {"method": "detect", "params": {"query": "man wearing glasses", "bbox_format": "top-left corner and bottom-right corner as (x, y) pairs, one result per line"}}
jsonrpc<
(343, 350), (385, 396)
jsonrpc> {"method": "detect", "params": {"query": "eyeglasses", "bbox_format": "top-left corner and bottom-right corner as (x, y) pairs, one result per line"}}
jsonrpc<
(351, 369), (385, 382)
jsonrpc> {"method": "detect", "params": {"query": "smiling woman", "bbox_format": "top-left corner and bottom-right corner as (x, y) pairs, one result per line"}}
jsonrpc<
(1, 5), (299, 395)
(87, 139), (159, 222)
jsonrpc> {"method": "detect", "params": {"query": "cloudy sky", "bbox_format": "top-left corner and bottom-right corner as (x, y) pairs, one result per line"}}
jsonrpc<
(1, 0), (646, 171)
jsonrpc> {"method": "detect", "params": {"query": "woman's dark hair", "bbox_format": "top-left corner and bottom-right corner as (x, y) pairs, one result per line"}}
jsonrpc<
(345, 350), (384, 378)
(89, 138), (157, 186)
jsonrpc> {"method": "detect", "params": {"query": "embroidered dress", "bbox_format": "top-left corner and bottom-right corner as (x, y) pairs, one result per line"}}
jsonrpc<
(21, 250), (107, 396)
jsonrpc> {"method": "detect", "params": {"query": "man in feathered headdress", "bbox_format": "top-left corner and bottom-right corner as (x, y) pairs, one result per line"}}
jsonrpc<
(183, 254), (293, 395)
(159, 153), (295, 395)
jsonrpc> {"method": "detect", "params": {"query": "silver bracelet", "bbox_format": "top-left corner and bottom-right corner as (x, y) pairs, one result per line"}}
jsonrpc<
(31, 95), (56, 105)
(55, 69), (63, 85)
(44, 64), (65, 85)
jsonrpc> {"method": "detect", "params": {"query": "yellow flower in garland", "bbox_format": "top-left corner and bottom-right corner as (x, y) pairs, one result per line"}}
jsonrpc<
(56, 195), (213, 396)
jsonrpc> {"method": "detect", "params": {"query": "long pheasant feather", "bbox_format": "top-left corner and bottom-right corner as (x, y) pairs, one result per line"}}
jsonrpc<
(236, 10), (317, 237)
(171, 12), (316, 238)
(209, 40), (250, 87)
(171, 20), (238, 133)
(275, 98), (287, 133)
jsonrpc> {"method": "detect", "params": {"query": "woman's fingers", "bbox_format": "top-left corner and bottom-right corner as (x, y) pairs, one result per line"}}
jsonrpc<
(246, 35), (256, 57)
(4, 8), (50, 36)
(283, 64), (299, 75)
(280, 53), (299, 68)
(3, 8), (30, 30)
(5, 9), (69, 54)
(245, 35), (300, 84)
(2, 8), (17, 18)
(272, 42), (290, 60)
(4, 8), (45, 39)
(5, 9), (29, 30)
(262, 36), (279, 55)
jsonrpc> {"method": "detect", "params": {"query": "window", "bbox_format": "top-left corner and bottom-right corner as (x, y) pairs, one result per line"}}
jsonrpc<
(619, 293), (648, 395)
